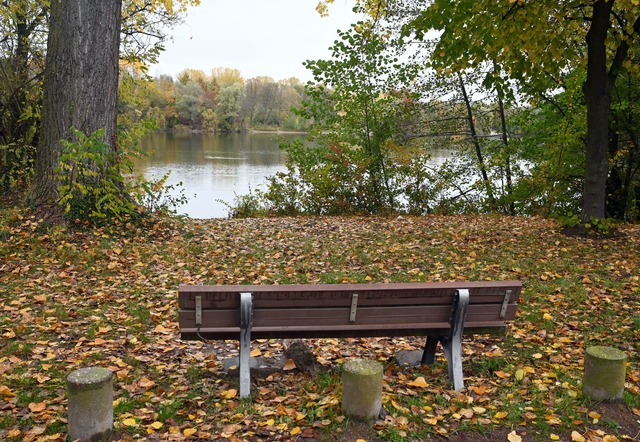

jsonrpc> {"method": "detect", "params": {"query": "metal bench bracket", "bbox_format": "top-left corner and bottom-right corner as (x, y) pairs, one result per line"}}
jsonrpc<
(500, 290), (512, 319)
(421, 289), (470, 391)
(239, 292), (253, 398)
(349, 293), (359, 323)
(195, 295), (202, 326)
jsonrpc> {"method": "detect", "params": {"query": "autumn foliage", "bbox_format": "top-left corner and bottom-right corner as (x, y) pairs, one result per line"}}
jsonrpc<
(0, 211), (638, 441)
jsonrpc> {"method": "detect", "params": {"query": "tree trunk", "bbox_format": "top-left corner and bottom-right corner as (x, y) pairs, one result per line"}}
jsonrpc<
(31, 0), (122, 217)
(496, 90), (515, 215)
(459, 75), (496, 210)
(582, 0), (614, 222)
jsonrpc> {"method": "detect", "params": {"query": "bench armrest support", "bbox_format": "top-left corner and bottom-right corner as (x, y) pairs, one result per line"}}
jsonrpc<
(421, 289), (470, 390)
(239, 293), (253, 398)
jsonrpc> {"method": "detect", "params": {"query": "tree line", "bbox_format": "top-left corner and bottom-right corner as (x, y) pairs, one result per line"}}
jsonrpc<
(121, 67), (309, 133)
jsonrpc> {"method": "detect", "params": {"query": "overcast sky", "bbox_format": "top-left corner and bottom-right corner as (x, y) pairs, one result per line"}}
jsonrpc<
(148, 0), (362, 82)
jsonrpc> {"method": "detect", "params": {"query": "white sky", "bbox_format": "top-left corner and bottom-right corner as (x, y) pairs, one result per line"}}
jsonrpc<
(149, 0), (362, 82)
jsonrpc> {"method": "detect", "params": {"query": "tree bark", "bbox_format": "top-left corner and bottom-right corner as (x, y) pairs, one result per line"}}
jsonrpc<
(31, 0), (122, 216)
(459, 75), (496, 209)
(581, 0), (614, 222)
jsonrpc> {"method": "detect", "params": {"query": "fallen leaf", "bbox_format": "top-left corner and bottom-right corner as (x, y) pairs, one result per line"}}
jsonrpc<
(0, 385), (15, 397)
(494, 411), (508, 419)
(407, 376), (428, 388)
(183, 428), (197, 437)
(283, 359), (297, 371)
(28, 402), (46, 413)
(507, 431), (522, 442)
(221, 389), (237, 399)
(149, 421), (163, 430)
(122, 418), (137, 427)
(222, 423), (242, 435)
(571, 431), (586, 442)
(139, 377), (156, 389)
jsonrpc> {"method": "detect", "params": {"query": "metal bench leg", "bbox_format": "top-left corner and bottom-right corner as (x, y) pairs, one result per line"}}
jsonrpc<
(239, 293), (253, 398)
(421, 336), (440, 365)
(441, 289), (469, 390)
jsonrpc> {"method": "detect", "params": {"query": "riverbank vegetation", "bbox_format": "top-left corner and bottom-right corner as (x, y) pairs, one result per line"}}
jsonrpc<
(120, 67), (311, 133)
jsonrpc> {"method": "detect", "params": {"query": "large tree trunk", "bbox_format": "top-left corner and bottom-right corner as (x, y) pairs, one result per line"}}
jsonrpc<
(581, 0), (614, 222)
(31, 0), (122, 218)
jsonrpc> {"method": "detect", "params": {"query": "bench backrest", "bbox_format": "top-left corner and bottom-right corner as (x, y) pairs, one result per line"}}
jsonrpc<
(178, 281), (521, 340)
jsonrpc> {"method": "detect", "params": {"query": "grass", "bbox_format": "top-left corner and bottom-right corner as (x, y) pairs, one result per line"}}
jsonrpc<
(0, 212), (638, 441)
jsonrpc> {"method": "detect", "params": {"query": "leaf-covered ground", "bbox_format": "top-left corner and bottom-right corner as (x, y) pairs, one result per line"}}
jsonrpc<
(0, 211), (639, 441)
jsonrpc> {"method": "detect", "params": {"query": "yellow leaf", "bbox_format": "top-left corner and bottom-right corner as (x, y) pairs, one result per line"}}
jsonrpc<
(571, 431), (586, 442)
(588, 411), (601, 420)
(183, 428), (197, 437)
(494, 370), (510, 378)
(122, 418), (137, 427)
(494, 411), (508, 419)
(149, 421), (163, 430)
(7, 429), (21, 437)
(221, 389), (237, 399)
(0, 385), (15, 397)
(543, 313), (553, 320)
(532, 353), (543, 359)
(424, 417), (438, 425)
(550, 434), (560, 441)
(291, 427), (301, 436)
(507, 431), (522, 442)
(283, 359), (297, 371)
(515, 369), (525, 381)
(250, 348), (262, 357)
(356, 439), (368, 442)
(407, 376), (428, 388)
(603, 435), (619, 442)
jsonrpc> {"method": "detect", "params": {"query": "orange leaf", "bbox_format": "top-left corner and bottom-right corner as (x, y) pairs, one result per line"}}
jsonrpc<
(0, 385), (15, 398)
(283, 359), (297, 371)
(28, 402), (46, 413)
(407, 376), (428, 388)
(139, 377), (156, 389)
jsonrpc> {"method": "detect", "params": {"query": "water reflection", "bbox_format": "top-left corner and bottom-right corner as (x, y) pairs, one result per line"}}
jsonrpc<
(136, 132), (296, 218)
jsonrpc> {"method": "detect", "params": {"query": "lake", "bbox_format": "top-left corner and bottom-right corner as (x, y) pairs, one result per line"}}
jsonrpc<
(136, 132), (295, 218)
(136, 132), (454, 218)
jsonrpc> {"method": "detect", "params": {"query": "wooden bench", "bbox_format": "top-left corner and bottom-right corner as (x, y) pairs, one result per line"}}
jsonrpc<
(178, 281), (521, 397)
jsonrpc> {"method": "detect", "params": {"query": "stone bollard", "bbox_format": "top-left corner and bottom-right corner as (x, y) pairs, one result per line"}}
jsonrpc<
(67, 367), (114, 442)
(341, 358), (383, 419)
(583, 346), (627, 401)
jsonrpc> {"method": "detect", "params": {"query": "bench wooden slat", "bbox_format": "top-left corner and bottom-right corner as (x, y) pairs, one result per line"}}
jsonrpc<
(178, 304), (517, 330)
(178, 281), (521, 309)
(180, 324), (506, 341)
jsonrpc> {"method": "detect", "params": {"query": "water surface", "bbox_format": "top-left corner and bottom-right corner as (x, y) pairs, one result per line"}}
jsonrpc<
(136, 132), (296, 218)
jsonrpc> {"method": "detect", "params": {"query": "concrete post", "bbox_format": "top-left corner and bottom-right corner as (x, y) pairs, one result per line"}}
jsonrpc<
(341, 358), (383, 419)
(583, 346), (627, 401)
(67, 367), (113, 442)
